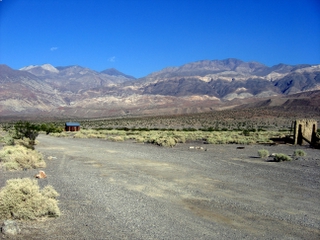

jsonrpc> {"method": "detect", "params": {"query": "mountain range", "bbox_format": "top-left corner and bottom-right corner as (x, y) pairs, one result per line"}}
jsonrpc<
(0, 58), (319, 120)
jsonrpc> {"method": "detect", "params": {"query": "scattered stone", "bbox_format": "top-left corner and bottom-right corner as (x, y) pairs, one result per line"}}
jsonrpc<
(189, 146), (204, 150)
(1, 220), (21, 236)
(35, 170), (47, 179)
(48, 156), (57, 160)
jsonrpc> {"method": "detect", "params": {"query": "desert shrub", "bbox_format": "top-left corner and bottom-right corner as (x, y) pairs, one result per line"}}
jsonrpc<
(174, 134), (186, 143)
(0, 178), (60, 220)
(73, 132), (87, 139)
(39, 123), (63, 134)
(157, 137), (176, 147)
(134, 136), (145, 143)
(293, 149), (306, 157)
(0, 145), (45, 170)
(242, 129), (250, 136)
(258, 149), (269, 158)
(274, 153), (292, 162)
(13, 121), (40, 145)
(108, 136), (124, 142)
(49, 132), (69, 137)
(182, 127), (197, 131)
(206, 137), (218, 144)
(14, 137), (38, 149)
(3, 135), (14, 146)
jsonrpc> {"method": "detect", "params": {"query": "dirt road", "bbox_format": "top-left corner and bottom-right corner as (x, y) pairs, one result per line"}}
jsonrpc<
(1, 134), (320, 239)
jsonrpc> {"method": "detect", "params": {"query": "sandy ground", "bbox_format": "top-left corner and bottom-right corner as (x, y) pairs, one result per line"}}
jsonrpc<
(0, 134), (320, 239)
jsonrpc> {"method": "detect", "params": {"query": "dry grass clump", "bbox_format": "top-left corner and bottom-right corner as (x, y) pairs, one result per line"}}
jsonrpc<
(0, 145), (45, 170)
(73, 131), (88, 139)
(107, 136), (125, 142)
(49, 132), (69, 137)
(293, 149), (306, 157)
(47, 127), (281, 147)
(273, 153), (292, 162)
(258, 149), (269, 158)
(0, 178), (60, 220)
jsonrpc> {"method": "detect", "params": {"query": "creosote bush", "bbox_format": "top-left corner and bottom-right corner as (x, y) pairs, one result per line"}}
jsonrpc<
(258, 149), (269, 158)
(294, 149), (306, 157)
(0, 145), (45, 170)
(273, 153), (292, 162)
(47, 128), (282, 147)
(0, 178), (60, 220)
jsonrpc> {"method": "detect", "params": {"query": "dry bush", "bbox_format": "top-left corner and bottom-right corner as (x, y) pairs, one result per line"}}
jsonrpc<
(73, 132), (88, 139)
(258, 149), (269, 158)
(0, 178), (60, 220)
(134, 136), (145, 143)
(108, 136), (125, 142)
(14, 138), (40, 149)
(274, 153), (292, 162)
(294, 149), (306, 157)
(0, 145), (45, 170)
(49, 132), (69, 137)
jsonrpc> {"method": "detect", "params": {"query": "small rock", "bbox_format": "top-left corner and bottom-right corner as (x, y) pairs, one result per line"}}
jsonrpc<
(35, 170), (47, 179)
(195, 146), (204, 150)
(1, 220), (21, 236)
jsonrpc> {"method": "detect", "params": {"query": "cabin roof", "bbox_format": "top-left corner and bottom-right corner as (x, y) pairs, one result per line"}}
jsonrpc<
(65, 122), (80, 127)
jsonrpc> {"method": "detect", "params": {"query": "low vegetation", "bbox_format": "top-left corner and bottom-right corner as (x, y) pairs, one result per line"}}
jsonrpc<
(0, 145), (45, 170)
(294, 149), (306, 157)
(1, 121), (63, 147)
(258, 149), (269, 158)
(0, 178), (60, 220)
(48, 128), (285, 147)
(273, 153), (292, 162)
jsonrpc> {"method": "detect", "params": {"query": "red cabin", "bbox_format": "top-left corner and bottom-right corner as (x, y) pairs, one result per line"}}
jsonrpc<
(65, 122), (80, 131)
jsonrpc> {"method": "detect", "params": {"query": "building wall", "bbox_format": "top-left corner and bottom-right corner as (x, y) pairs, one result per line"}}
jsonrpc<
(293, 119), (317, 145)
(65, 126), (80, 131)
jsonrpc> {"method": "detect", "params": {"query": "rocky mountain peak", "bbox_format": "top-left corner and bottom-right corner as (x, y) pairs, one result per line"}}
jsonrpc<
(101, 68), (136, 79)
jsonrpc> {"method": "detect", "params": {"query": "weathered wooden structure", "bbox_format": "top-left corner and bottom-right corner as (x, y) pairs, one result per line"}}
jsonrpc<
(293, 119), (318, 146)
(65, 122), (80, 131)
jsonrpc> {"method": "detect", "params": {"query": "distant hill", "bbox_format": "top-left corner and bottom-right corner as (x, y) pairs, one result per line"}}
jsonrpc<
(0, 59), (319, 119)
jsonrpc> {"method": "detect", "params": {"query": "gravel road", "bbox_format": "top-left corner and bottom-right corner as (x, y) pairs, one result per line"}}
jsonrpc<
(1, 134), (320, 239)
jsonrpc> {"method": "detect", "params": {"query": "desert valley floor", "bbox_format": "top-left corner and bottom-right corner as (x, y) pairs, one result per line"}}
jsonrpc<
(1, 135), (319, 239)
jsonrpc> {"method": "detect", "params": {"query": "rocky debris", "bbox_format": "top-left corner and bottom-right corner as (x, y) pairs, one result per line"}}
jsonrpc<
(35, 170), (47, 179)
(1, 220), (21, 236)
(189, 146), (204, 150)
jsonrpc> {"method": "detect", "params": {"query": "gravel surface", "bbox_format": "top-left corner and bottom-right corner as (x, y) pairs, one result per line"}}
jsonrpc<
(1, 134), (320, 239)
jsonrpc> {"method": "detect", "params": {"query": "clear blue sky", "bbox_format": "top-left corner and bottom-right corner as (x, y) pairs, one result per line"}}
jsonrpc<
(0, 0), (319, 78)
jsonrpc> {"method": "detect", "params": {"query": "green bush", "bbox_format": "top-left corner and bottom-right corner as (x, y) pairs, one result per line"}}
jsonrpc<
(0, 178), (60, 220)
(258, 149), (269, 158)
(13, 121), (40, 145)
(274, 153), (292, 162)
(242, 129), (250, 136)
(39, 123), (63, 135)
(293, 149), (306, 157)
